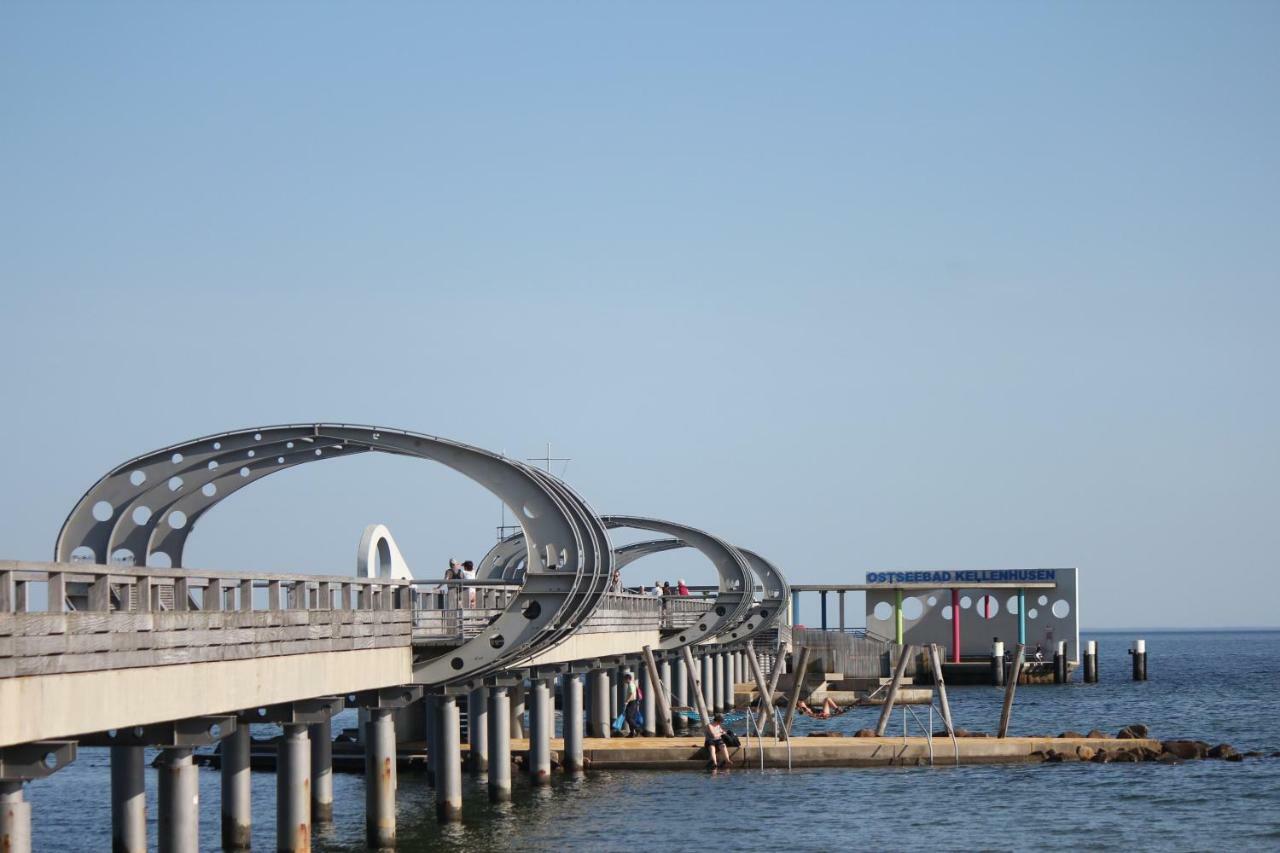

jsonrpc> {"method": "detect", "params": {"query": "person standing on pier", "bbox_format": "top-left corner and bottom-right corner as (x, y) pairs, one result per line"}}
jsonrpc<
(461, 559), (477, 607)
(677, 578), (690, 595)
(622, 673), (641, 736)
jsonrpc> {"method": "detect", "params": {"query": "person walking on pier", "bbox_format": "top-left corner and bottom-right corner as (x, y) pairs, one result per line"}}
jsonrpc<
(622, 673), (641, 736)
(677, 578), (690, 596)
(461, 559), (477, 607)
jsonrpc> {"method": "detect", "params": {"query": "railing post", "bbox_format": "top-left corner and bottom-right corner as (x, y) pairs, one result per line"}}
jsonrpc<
(238, 579), (253, 611)
(88, 574), (111, 611)
(267, 579), (282, 611)
(204, 581), (223, 612)
(46, 572), (66, 612)
(0, 570), (12, 612)
(173, 577), (191, 611)
(286, 580), (303, 610)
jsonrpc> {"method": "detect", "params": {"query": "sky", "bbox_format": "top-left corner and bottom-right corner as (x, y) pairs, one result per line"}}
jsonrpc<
(2, 2), (1277, 629)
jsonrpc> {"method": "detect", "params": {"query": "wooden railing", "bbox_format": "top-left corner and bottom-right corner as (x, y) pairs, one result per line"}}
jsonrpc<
(0, 561), (413, 679)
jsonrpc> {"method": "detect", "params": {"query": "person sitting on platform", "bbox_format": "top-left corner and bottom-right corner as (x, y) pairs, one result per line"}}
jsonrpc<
(705, 714), (730, 768)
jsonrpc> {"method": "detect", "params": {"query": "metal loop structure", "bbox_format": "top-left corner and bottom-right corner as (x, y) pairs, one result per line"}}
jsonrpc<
(54, 424), (614, 685)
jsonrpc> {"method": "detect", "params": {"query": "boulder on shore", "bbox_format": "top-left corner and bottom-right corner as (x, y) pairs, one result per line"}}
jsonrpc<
(1086, 729), (1110, 739)
(1208, 744), (1239, 760)
(854, 728), (877, 738)
(1059, 730), (1085, 739)
(1162, 740), (1210, 760)
(1117, 724), (1150, 739)
(1075, 745), (1097, 761)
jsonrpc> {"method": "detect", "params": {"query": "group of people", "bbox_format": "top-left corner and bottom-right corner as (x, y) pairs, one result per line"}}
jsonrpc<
(443, 558), (477, 606)
(607, 570), (693, 597)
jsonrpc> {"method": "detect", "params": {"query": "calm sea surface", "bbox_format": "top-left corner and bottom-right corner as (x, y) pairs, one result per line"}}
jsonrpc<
(27, 630), (1280, 851)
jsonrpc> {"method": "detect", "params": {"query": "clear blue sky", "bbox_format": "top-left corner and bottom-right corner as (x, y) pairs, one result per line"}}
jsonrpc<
(2, 2), (1276, 628)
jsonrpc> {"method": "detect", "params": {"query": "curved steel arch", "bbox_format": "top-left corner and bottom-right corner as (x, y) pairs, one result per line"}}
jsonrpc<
(55, 423), (613, 685)
(599, 515), (754, 651)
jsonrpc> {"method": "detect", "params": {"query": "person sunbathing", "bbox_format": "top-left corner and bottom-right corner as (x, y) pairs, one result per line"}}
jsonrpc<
(796, 697), (846, 719)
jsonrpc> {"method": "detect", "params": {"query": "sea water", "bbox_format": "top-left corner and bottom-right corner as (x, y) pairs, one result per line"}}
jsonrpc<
(26, 630), (1280, 851)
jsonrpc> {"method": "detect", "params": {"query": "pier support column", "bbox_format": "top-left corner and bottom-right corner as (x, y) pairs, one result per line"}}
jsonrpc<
(1084, 640), (1099, 683)
(1131, 639), (1147, 681)
(157, 748), (198, 853)
(509, 684), (526, 740)
(276, 724), (310, 853)
(1017, 588), (1027, 645)
(1054, 641), (1068, 684)
(365, 709), (396, 849)
(563, 674), (584, 770)
(221, 725), (252, 851)
(838, 591), (846, 631)
(992, 640), (1005, 687)
(713, 653), (725, 713)
(792, 592), (800, 626)
(951, 588), (961, 663)
(529, 678), (552, 784)
(0, 782), (30, 853)
(701, 655), (715, 716)
(424, 695), (438, 787)
(437, 697), (462, 822)
(894, 588), (904, 645)
(641, 665), (656, 735)
(659, 659), (673, 737)
(487, 688), (512, 802)
(674, 657), (688, 733)
(589, 670), (611, 738)
(820, 590), (828, 630)
(309, 720), (333, 823)
(467, 687), (489, 773)
(111, 745), (147, 853)
(610, 669), (620, 720)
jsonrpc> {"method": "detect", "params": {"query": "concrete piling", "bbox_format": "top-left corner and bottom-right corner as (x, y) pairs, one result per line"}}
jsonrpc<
(991, 640), (1005, 687)
(674, 657), (688, 734)
(701, 655), (714, 715)
(1053, 641), (1068, 684)
(1084, 639), (1099, 682)
(276, 724), (311, 852)
(423, 696), (438, 787)
(509, 684), (526, 740)
(659, 658), (673, 735)
(110, 745), (147, 853)
(0, 781), (31, 853)
(640, 665), (657, 735)
(467, 687), (489, 774)
(364, 708), (396, 849)
(563, 674), (585, 771)
(529, 678), (552, 784)
(1131, 639), (1147, 681)
(487, 688), (512, 802)
(713, 653), (724, 713)
(221, 725), (252, 851)
(998, 643), (1027, 738)
(589, 670), (611, 738)
(609, 669), (620, 720)
(309, 719), (333, 823)
(437, 697), (463, 822)
(157, 748), (198, 853)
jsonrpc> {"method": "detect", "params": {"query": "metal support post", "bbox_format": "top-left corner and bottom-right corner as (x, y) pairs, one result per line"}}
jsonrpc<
(111, 745), (147, 853)
(0, 782), (31, 853)
(529, 678), (552, 785)
(222, 725), (252, 851)
(467, 687), (489, 773)
(365, 709), (396, 849)
(437, 697), (462, 822)
(998, 643), (1027, 737)
(487, 688), (512, 802)
(951, 588), (961, 663)
(563, 674), (585, 770)
(309, 719), (333, 823)
(157, 748), (198, 853)
(277, 724), (310, 853)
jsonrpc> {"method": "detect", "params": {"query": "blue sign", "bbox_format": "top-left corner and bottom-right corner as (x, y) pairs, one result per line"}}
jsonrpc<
(864, 569), (1057, 584)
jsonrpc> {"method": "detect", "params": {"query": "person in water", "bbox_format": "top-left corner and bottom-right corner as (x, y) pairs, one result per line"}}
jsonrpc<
(705, 713), (730, 767)
(796, 697), (845, 719)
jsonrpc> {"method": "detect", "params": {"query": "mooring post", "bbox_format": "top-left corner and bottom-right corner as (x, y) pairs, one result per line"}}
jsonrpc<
(277, 724), (310, 852)
(1131, 639), (1147, 681)
(590, 669), (611, 738)
(365, 708), (396, 849)
(221, 724), (252, 851)
(309, 719), (333, 823)
(997, 643), (1026, 738)
(781, 645), (813, 741)
(529, 678), (552, 785)
(679, 645), (713, 734)
(1054, 640), (1067, 684)
(562, 674), (585, 770)
(674, 656), (689, 733)
(875, 644), (913, 736)
(487, 688), (512, 802)
(111, 745), (147, 853)
(157, 748), (198, 853)
(467, 687), (489, 774)
(927, 644), (955, 737)
(991, 640), (1005, 687)
(1084, 639), (1099, 683)
(0, 781), (31, 853)
(437, 696), (462, 822)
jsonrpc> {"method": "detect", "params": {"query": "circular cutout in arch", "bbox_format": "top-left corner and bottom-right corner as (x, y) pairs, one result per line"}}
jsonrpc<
(975, 595), (999, 619)
(70, 546), (96, 563)
(111, 548), (136, 566)
(129, 471), (146, 486)
(131, 506), (152, 525)
(1006, 595), (1019, 615)
(941, 605), (953, 620)
(147, 551), (172, 569)
(872, 601), (893, 621)
(960, 596), (972, 609)
(1027, 608), (1038, 619)
(1052, 600), (1071, 619)
(901, 596), (923, 621)
(92, 501), (113, 522)
(168, 510), (188, 529)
